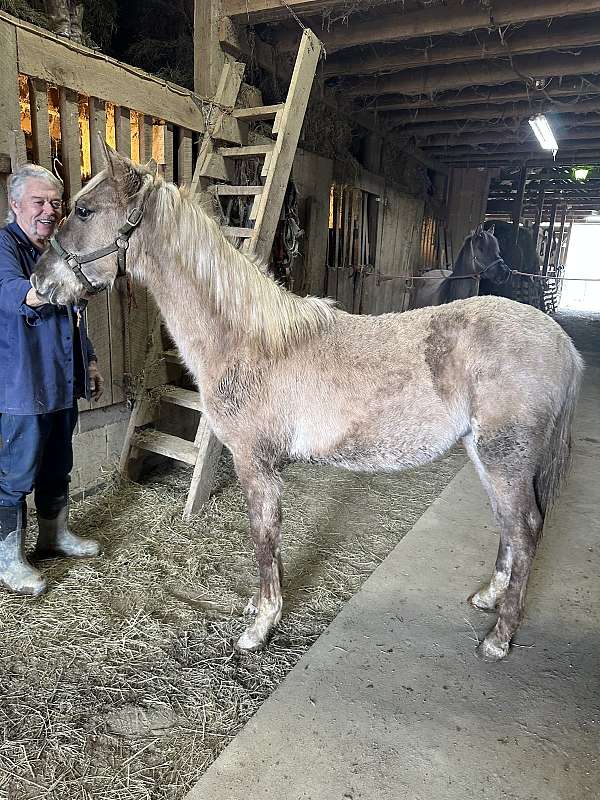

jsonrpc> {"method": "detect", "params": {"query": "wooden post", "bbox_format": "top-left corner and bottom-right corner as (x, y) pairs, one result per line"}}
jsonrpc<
(557, 203), (568, 268)
(139, 114), (153, 164)
(542, 201), (558, 276)
(89, 97), (107, 173)
(512, 165), (527, 243)
(194, 0), (228, 99)
(532, 188), (545, 256)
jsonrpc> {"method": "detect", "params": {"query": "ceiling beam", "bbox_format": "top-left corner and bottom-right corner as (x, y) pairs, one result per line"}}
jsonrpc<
(387, 96), (600, 126)
(422, 125), (600, 148)
(425, 138), (600, 156)
(274, 0), (600, 53)
(223, 0), (353, 24)
(393, 116), (600, 140)
(323, 18), (600, 79)
(343, 48), (600, 98)
(361, 82), (600, 112)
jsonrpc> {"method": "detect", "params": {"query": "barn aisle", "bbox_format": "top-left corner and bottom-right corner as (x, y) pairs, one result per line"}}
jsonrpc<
(185, 309), (600, 800)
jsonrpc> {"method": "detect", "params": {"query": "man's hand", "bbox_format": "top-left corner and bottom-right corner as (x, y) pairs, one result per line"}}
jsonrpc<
(88, 360), (105, 401)
(25, 287), (47, 308)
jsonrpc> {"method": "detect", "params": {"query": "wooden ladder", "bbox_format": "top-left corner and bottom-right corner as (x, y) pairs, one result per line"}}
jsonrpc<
(119, 29), (322, 520)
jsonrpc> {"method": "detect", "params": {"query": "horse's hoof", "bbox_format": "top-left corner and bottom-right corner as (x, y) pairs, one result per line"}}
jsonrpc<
(475, 635), (509, 662)
(468, 589), (497, 613)
(236, 626), (266, 652)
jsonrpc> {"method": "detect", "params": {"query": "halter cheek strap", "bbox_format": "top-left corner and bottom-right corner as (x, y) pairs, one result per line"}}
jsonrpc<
(49, 206), (144, 295)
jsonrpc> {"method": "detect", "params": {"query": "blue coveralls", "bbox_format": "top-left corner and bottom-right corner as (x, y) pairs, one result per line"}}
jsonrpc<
(0, 222), (96, 517)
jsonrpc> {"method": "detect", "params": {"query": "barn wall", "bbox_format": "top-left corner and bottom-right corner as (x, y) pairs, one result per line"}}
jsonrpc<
(445, 167), (491, 259)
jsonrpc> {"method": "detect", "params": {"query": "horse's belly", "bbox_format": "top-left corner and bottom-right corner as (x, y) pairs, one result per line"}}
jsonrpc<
(289, 405), (462, 473)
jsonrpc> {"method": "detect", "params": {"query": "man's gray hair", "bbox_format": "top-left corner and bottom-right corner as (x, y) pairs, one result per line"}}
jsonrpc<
(6, 163), (64, 223)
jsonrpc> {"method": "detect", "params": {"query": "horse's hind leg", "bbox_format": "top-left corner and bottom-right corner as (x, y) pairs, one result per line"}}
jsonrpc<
(234, 458), (283, 652)
(464, 433), (543, 661)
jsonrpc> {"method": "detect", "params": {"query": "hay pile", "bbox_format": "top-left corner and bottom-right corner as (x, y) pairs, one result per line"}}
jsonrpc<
(0, 448), (465, 799)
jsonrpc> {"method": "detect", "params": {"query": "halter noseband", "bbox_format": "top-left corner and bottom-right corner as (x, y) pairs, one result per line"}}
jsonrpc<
(49, 206), (144, 294)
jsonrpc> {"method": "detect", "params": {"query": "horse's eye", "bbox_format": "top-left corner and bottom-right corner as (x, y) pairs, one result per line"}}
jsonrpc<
(75, 206), (92, 220)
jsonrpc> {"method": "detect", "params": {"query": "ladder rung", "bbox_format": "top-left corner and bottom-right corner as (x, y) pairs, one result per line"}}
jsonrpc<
(218, 144), (274, 159)
(132, 430), (197, 465)
(232, 103), (285, 121)
(162, 386), (203, 412)
(213, 184), (264, 196)
(163, 348), (181, 364)
(221, 226), (255, 238)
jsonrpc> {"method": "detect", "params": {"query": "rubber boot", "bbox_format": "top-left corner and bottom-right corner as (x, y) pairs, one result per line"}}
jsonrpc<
(0, 505), (47, 596)
(36, 503), (101, 558)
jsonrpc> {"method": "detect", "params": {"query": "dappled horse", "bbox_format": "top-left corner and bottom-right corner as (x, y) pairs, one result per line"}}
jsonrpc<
(32, 145), (583, 662)
(411, 225), (510, 308)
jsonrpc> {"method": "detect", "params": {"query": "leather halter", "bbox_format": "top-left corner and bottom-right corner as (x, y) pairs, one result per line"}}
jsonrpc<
(469, 237), (510, 283)
(49, 206), (144, 294)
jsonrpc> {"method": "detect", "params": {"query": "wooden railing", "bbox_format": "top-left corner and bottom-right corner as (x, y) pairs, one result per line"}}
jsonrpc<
(0, 12), (214, 410)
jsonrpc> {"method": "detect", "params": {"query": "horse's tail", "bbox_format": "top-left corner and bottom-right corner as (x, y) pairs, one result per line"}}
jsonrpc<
(534, 342), (584, 521)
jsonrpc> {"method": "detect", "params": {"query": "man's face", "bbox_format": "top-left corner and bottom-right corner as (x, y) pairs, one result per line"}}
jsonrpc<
(11, 178), (63, 247)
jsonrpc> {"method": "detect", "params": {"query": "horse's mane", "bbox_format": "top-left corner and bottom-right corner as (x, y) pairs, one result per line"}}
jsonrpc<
(151, 179), (336, 355)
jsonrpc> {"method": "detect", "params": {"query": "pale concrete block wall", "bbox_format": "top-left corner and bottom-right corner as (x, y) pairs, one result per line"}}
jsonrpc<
(71, 403), (130, 497)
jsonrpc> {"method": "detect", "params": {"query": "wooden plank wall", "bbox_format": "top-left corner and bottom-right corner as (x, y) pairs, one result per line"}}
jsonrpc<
(446, 167), (491, 258)
(360, 187), (424, 315)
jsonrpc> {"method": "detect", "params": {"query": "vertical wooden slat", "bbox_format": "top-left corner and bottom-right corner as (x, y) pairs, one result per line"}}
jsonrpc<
(58, 87), (81, 201)
(177, 127), (193, 186)
(80, 95), (114, 408)
(115, 106), (131, 158)
(163, 123), (174, 182)
(139, 114), (153, 164)
(29, 78), (52, 170)
(88, 96), (106, 173)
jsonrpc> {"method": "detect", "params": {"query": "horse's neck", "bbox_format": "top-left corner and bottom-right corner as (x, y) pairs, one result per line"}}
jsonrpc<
(134, 243), (240, 389)
(453, 242), (473, 276)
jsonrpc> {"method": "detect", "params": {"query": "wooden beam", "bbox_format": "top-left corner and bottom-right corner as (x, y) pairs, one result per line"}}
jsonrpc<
(9, 14), (205, 131)
(324, 17), (600, 79)
(274, 0), (600, 52)
(388, 96), (600, 126)
(404, 117), (600, 141)
(344, 48), (600, 98)
(224, 0), (351, 23)
(195, 0), (227, 98)
(423, 125), (600, 148)
(357, 81), (600, 112)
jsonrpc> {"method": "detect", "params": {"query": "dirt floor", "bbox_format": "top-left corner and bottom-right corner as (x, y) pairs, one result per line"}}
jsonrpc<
(0, 443), (464, 799)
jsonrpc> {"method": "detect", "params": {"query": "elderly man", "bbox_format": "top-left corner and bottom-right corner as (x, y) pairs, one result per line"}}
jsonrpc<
(0, 164), (103, 596)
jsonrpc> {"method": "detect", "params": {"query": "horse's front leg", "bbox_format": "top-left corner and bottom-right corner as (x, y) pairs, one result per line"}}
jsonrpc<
(235, 459), (283, 652)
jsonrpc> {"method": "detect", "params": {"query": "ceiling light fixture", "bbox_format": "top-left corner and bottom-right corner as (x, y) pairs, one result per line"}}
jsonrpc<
(574, 167), (590, 181)
(528, 114), (558, 156)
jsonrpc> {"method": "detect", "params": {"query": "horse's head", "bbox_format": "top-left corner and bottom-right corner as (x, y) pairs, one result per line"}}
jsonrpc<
(32, 142), (156, 305)
(469, 224), (511, 284)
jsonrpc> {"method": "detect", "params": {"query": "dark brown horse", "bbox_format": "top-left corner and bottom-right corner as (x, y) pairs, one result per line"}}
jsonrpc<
(32, 145), (583, 661)
(412, 225), (510, 308)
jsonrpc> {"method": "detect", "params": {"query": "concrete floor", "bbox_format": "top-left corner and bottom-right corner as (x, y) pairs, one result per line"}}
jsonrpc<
(185, 310), (600, 800)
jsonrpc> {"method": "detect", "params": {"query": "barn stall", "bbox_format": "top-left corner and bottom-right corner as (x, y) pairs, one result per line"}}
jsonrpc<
(0, 2), (599, 798)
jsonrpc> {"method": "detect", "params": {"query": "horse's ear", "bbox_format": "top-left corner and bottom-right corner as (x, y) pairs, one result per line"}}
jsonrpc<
(488, 223), (495, 235)
(145, 158), (158, 177)
(98, 134), (119, 178)
(475, 222), (484, 236)
(97, 135), (144, 198)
